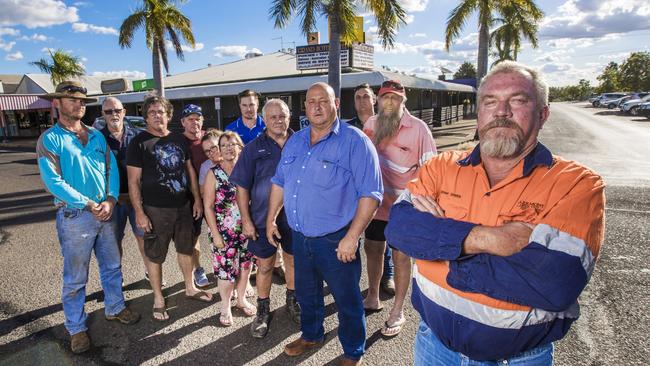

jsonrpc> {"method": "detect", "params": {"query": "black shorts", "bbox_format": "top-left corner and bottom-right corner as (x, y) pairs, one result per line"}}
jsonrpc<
(364, 219), (388, 242)
(248, 221), (293, 259)
(143, 202), (195, 264)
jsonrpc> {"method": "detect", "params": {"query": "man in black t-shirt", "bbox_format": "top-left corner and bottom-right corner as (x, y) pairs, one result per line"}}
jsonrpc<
(127, 95), (212, 322)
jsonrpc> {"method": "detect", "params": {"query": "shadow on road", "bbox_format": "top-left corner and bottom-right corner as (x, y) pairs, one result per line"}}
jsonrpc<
(594, 110), (623, 116)
(0, 190), (55, 228)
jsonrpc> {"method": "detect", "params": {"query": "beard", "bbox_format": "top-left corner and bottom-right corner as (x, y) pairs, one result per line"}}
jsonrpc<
(479, 118), (526, 159)
(374, 107), (403, 145)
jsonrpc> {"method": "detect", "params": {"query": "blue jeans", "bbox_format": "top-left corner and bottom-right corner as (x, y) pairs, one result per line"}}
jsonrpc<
(293, 228), (365, 360)
(383, 246), (394, 279)
(414, 321), (554, 366)
(56, 208), (126, 335)
(114, 202), (145, 243)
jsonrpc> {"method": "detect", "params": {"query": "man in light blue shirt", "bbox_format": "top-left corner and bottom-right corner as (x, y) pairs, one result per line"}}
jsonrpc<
(266, 82), (383, 366)
(37, 81), (140, 354)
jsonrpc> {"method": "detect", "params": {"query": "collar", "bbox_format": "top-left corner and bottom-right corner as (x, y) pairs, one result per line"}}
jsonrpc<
(300, 118), (341, 143)
(262, 128), (294, 144)
(399, 109), (414, 128)
(457, 142), (553, 177)
(56, 122), (94, 139)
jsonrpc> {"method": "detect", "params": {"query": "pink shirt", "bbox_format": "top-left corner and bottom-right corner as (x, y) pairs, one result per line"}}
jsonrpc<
(364, 110), (437, 221)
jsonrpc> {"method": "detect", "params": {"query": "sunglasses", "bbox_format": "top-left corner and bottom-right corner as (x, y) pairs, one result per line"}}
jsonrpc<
(60, 85), (88, 94)
(103, 108), (124, 115)
(381, 81), (404, 90)
(203, 146), (219, 155)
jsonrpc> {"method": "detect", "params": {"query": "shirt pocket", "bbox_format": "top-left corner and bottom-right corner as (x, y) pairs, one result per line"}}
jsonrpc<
(437, 195), (468, 221)
(496, 207), (539, 226)
(312, 157), (351, 189)
(253, 150), (275, 178)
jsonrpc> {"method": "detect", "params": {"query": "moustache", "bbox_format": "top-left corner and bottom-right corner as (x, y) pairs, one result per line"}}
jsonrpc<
(480, 118), (523, 133)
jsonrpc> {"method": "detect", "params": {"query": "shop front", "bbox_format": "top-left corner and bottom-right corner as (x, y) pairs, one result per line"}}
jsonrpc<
(0, 95), (52, 138)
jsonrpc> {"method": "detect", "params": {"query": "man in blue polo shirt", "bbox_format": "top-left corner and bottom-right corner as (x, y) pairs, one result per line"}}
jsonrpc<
(266, 82), (383, 366)
(231, 98), (300, 339)
(225, 89), (265, 144)
(37, 81), (140, 354)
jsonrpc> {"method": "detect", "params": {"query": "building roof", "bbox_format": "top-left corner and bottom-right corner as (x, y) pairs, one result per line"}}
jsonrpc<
(15, 74), (136, 95)
(0, 74), (22, 94)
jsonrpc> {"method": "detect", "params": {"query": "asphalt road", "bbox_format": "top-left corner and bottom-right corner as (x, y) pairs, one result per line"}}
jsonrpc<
(0, 102), (648, 365)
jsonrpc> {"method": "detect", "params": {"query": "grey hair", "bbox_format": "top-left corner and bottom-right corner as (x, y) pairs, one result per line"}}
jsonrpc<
(478, 61), (549, 108)
(102, 96), (123, 108)
(262, 98), (291, 119)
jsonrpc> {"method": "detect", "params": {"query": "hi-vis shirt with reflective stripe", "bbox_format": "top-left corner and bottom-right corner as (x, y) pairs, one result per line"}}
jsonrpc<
(385, 143), (605, 361)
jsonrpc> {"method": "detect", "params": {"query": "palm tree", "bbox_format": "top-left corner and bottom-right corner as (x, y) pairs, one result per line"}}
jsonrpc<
(119, 0), (195, 96)
(445, 0), (543, 83)
(489, 0), (543, 65)
(30, 49), (85, 85)
(270, 0), (406, 97)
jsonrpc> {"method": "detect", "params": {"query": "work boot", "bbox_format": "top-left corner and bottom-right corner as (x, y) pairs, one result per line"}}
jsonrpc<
(286, 289), (301, 324)
(250, 297), (272, 338)
(284, 337), (322, 356)
(340, 356), (363, 366)
(70, 331), (90, 354)
(105, 307), (141, 325)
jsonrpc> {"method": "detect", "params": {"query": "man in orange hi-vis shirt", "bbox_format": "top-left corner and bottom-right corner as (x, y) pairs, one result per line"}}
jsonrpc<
(362, 80), (436, 338)
(385, 61), (605, 365)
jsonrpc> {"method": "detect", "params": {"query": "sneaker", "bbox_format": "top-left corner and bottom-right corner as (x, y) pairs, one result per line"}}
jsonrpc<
(145, 272), (168, 287)
(194, 267), (209, 288)
(286, 290), (301, 324)
(250, 298), (272, 338)
(105, 307), (141, 325)
(70, 331), (90, 354)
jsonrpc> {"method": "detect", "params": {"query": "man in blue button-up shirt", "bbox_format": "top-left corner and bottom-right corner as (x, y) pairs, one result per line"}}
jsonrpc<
(37, 81), (140, 354)
(266, 82), (383, 365)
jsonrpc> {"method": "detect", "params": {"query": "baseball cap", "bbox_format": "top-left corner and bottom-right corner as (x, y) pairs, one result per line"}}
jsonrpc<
(182, 104), (203, 118)
(378, 80), (406, 98)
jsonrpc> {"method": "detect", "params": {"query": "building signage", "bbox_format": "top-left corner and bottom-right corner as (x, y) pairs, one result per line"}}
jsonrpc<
(295, 43), (373, 70)
(132, 78), (155, 92)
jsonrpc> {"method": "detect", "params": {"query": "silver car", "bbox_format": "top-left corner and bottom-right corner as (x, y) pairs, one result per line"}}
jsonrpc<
(620, 94), (650, 115)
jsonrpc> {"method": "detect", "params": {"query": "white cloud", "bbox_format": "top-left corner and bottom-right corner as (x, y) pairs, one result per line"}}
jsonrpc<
(165, 40), (204, 53)
(0, 0), (79, 28)
(398, 0), (429, 12)
(404, 14), (415, 24)
(41, 47), (55, 53)
(409, 33), (427, 38)
(598, 51), (631, 60)
(0, 39), (15, 51)
(213, 45), (262, 58)
(5, 51), (23, 61)
(540, 0), (650, 39)
(546, 38), (594, 49)
(73, 1), (90, 6)
(20, 33), (50, 42)
(91, 70), (147, 79)
(72, 22), (118, 35)
(0, 27), (19, 36)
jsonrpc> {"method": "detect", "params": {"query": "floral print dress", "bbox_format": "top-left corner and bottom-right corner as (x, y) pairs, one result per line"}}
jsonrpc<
(208, 163), (254, 282)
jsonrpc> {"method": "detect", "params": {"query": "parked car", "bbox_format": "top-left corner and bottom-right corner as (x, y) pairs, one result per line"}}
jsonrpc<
(637, 102), (650, 119)
(588, 93), (601, 104)
(605, 95), (633, 109)
(92, 116), (146, 130)
(620, 95), (650, 115)
(594, 93), (627, 107)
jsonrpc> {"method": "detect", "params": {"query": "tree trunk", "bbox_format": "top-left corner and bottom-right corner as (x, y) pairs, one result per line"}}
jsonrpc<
(152, 44), (165, 97)
(328, 14), (342, 99)
(477, 21), (490, 84)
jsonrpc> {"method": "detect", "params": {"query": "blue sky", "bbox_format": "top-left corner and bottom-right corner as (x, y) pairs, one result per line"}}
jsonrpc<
(0, 0), (649, 86)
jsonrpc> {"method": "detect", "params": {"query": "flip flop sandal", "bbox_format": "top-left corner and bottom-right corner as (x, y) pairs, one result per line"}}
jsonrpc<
(185, 290), (212, 303)
(236, 303), (257, 317)
(219, 312), (233, 327)
(381, 318), (406, 337)
(363, 304), (384, 314)
(151, 307), (169, 322)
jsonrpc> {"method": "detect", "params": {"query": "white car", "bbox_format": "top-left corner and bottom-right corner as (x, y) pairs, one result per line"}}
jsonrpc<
(620, 94), (650, 115)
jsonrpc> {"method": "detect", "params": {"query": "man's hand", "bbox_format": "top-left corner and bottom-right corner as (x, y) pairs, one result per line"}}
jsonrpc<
(242, 218), (258, 241)
(266, 223), (280, 248)
(412, 194), (445, 218)
(336, 235), (359, 263)
(464, 221), (535, 256)
(92, 200), (114, 221)
(192, 199), (203, 219)
(135, 211), (153, 233)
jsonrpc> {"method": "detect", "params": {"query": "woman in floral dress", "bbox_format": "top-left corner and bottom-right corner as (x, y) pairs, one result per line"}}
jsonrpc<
(203, 131), (256, 326)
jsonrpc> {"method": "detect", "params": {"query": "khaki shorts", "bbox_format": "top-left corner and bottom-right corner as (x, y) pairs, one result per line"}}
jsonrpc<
(143, 202), (194, 264)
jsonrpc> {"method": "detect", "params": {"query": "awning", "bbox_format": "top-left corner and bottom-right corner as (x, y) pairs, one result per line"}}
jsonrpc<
(0, 94), (51, 111)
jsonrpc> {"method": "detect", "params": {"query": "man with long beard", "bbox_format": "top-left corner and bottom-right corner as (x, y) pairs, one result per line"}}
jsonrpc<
(385, 61), (605, 365)
(362, 80), (436, 338)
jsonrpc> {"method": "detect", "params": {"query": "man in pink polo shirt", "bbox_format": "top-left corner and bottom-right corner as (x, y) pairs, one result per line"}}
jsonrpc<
(363, 80), (437, 337)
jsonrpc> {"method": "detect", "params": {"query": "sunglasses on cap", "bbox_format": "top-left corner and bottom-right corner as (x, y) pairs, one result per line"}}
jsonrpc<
(59, 85), (88, 94)
(381, 80), (404, 90)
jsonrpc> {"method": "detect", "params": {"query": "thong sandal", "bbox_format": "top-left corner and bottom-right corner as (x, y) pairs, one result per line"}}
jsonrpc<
(236, 303), (257, 317)
(185, 290), (212, 303)
(151, 307), (169, 322)
(219, 312), (233, 327)
(381, 317), (406, 337)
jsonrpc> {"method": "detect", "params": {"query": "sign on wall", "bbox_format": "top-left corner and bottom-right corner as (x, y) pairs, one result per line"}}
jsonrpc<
(295, 43), (373, 70)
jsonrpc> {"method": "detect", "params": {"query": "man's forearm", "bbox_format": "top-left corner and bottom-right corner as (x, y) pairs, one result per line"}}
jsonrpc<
(345, 197), (378, 239)
(187, 162), (201, 202)
(463, 222), (533, 257)
(128, 179), (144, 213)
(265, 184), (284, 226)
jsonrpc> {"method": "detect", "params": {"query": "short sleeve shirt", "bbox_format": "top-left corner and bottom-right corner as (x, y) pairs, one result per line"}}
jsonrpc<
(225, 115), (266, 144)
(126, 131), (190, 208)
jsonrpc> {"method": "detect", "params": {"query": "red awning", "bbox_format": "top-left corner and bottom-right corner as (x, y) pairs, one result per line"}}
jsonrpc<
(0, 95), (51, 111)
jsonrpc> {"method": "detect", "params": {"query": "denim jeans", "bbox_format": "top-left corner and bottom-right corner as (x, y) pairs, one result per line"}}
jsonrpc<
(293, 228), (366, 360)
(56, 208), (126, 335)
(382, 246), (394, 279)
(414, 321), (554, 366)
(114, 202), (144, 242)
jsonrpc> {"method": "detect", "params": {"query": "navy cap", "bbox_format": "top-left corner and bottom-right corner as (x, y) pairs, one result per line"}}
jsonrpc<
(182, 104), (203, 118)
